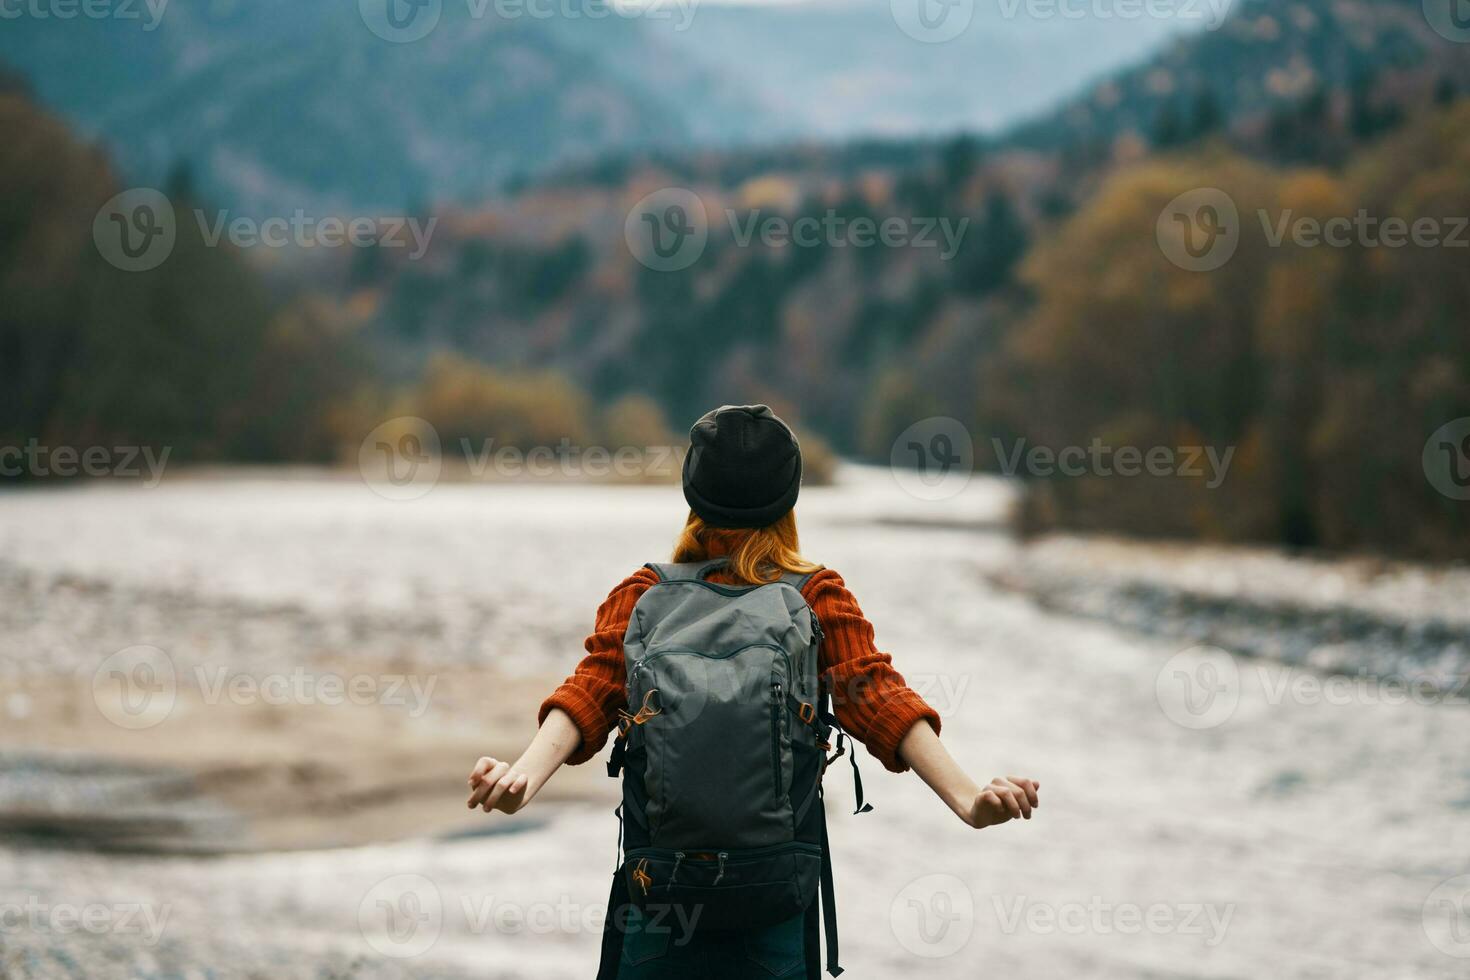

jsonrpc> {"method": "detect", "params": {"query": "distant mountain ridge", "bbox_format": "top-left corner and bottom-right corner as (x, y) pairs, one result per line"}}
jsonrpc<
(0, 0), (767, 216)
(3, 0), (1461, 217)
(0, 0), (1203, 215)
(1010, 0), (1470, 150)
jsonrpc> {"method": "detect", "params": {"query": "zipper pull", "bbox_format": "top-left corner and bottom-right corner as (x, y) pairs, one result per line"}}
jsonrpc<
(632, 858), (653, 896)
(713, 852), (729, 886)
(671, 851), (685, 884)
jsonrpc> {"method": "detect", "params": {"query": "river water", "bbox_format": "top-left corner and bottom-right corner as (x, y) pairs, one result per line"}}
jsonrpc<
(1, 468), (1467, 979)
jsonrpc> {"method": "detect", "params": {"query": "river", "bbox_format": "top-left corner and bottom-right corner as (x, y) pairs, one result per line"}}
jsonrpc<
(1, 468), (1466, 979)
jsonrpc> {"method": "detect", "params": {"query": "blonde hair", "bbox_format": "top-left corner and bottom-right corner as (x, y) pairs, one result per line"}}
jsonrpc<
(672, 510), (821, 585)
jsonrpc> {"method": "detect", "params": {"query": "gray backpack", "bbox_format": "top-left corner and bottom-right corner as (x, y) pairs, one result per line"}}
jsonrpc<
(596, 558), (871, 979)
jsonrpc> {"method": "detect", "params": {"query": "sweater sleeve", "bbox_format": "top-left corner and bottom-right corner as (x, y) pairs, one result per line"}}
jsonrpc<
(538, 567), (659, 765)
(802, 569), (941, 774)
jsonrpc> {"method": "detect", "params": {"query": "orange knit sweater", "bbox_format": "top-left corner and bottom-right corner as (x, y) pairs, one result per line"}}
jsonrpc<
(538, 546), (941, 774)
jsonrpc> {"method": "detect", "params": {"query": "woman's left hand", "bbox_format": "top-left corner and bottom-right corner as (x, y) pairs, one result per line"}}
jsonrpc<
(467, 756), (530, 813)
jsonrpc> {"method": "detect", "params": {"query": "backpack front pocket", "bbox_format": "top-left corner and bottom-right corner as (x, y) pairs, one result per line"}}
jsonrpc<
(624, 843), (820, 933)
(633, 645), (794, 849)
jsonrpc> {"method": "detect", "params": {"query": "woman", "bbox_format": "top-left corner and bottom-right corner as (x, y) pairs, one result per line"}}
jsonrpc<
(467, 404), (1040, 978)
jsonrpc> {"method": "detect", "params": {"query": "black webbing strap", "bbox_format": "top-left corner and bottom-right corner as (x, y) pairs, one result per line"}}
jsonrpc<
(818, 697), (875, 817)
(803, 892), (822, 980)
(607, 732), (627, 777)
(595, 867), (630, 980)
(817, 793), (843, 977)
(845, 735), (873, 815)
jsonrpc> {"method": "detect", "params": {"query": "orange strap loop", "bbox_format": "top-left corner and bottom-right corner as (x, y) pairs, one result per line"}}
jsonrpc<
(632, 858), (653, 896)
(617, 689), (662, 733)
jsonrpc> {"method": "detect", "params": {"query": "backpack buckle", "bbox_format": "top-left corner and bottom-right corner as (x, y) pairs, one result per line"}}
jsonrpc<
(798, 702), (816, 725)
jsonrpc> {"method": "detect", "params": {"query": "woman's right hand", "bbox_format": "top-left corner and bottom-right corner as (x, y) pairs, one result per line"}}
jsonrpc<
(966, 776), (1040, 828)
(467, 756), (530, 814)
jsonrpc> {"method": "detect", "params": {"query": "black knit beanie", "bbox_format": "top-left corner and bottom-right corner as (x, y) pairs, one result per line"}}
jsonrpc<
(682, 405), (802, 528)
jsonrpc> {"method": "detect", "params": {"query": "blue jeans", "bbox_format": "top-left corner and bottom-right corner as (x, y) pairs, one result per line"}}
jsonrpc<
(618, 906), (806, 979)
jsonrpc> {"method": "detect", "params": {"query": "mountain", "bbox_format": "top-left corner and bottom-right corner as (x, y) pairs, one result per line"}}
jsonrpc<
(0, 0), (766, 216)
(1010, 0), (1470, 151)
(0, 0), (1208, 216)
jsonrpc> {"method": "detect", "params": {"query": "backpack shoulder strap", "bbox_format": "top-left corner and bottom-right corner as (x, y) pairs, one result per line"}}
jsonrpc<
(778, 568), (819, 594)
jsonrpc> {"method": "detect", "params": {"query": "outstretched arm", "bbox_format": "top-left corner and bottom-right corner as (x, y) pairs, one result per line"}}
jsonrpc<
(468, 569), (657, 813)
(467, 707), (580, 814)
(897, 721), (1039, 829)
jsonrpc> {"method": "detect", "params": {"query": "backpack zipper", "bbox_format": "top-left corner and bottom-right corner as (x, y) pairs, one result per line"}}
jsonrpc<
(649, 579), (807, 598)
(625, 842), (820, 864)
(770, 681), (784, 797)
